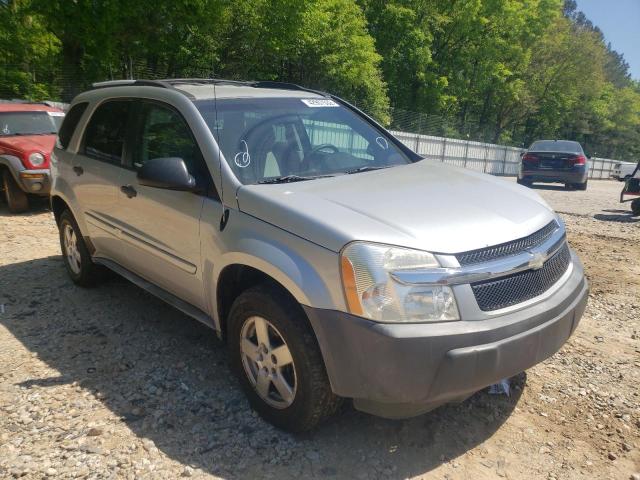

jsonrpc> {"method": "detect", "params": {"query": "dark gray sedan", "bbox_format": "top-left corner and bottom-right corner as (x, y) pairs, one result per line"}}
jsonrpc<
(517, 140), (589, 190)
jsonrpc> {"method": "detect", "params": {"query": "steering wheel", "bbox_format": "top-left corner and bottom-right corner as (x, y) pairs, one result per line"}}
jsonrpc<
(309, 144), (340, 155)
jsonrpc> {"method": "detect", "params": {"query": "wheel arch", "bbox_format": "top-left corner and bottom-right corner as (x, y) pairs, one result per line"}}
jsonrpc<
(51, 194), (70, 225)
(215, 262), (312, 340)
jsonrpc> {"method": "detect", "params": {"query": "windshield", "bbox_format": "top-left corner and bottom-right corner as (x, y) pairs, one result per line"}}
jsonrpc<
(195, 97), (411, 184)
(0, 111), (62, 137)
(529, 140), (582, 153)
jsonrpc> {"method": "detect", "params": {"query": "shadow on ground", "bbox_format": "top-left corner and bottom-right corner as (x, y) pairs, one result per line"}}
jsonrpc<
(594, 208), (639, 223)
(0, 196), (50, 218)
(0, 257), (523, 479)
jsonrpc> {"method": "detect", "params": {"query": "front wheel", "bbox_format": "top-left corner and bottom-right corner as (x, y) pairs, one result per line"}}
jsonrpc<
(631, 198), (640, 216)
(228, 284), (341, 432)
(2, 169), (29, 213)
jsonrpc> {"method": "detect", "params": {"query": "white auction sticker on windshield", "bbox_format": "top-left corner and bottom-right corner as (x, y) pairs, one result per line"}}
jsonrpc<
(301, 99), (339, 108)
(47, 111), (65, 117)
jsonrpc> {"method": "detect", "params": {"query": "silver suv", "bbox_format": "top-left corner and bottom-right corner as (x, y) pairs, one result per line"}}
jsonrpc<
(50, 79), (588, 432)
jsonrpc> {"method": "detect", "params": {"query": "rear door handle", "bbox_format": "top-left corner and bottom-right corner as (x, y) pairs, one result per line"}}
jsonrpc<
(120, 185), (137, 198)
(73, 166), (83, 176)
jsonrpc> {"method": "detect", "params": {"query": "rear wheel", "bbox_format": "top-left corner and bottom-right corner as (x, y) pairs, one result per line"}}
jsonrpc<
(575, 180), (588, 191)
(631, 199), (640, 216)
(1, 169), (29, 213)
(228, 284), (341, 432)
(58, 210), (104, 286)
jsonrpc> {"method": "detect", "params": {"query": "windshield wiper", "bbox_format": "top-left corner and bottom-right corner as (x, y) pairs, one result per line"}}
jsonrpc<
(345, 165), (391, 175)
(257, 174), (333, 184)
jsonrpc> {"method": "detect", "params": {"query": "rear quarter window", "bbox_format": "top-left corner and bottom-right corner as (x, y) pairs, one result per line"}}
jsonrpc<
(57, 102), (88, 150)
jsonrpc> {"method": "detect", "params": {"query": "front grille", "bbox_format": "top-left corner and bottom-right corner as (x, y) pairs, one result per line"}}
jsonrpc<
(456, 221), (559, 266)
(471, 243), (571, 311)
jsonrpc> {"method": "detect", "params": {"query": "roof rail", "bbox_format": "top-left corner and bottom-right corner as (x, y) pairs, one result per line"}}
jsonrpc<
(88, 78), (330, 98)
(90, 79), (173, 90)
(166, 78), (250, 87)
(250, 81), (329, 97)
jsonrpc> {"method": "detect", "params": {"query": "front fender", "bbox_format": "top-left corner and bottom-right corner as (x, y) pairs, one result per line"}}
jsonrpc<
(201, 205), (344, 329)
(0, 154), (25, 183)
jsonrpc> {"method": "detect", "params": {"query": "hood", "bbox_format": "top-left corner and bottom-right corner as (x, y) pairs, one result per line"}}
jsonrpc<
(0, 135), (56, 154)
(237, 160), (556, 254)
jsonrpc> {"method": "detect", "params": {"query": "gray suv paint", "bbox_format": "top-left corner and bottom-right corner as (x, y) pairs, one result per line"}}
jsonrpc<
(50, 79), (588, 432)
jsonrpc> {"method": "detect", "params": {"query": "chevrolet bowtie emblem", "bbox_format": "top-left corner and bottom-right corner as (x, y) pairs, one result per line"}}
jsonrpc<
(528, 251), (546, 270)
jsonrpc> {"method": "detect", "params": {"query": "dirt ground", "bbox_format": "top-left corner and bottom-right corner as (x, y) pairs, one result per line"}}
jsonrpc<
(0, 179), (638, 480)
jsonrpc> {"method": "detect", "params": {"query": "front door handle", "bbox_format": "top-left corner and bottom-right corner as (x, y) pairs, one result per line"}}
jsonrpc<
(120, 185), (137, 198)
(73, 166), (83, 176)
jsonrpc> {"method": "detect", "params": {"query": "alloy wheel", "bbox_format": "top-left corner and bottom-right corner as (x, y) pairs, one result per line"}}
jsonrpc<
(63, 223), (82, 274)
(240, 316), (297, 409)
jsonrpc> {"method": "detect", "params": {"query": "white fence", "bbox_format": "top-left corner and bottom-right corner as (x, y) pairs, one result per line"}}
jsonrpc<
(391, 130), (626, 179)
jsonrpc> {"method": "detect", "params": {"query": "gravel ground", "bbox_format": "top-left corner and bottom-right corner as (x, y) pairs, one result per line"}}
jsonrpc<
(0, 179), (638, 480)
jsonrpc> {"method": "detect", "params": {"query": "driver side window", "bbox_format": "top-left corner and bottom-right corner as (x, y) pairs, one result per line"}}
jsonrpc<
(132, 101), (214, 194)
(133, 103), (201, 170)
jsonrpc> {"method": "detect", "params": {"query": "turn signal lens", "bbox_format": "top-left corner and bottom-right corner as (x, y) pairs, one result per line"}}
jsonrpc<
(340, 255), (363, 316)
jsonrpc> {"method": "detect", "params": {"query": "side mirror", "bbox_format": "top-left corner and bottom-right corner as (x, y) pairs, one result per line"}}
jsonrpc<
(137, 157), (196, 191)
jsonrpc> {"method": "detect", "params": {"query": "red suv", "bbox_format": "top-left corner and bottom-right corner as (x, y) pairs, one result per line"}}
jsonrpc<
(0, 102), (65, 212)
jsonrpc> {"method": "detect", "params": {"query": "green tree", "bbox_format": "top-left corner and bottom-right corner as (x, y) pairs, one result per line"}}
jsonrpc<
(0, 0), (60, 99)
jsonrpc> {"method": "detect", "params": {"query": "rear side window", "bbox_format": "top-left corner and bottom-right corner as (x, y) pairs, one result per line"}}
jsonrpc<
(57, 102), (87, 150)
(83, 101), (131, 164)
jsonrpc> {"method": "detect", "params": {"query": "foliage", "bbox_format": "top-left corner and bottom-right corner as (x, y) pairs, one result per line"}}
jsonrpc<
(0, 0), (638, 158)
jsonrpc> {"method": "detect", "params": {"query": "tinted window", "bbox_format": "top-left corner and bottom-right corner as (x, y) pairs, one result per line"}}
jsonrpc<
(84, 101), (131, 164)
(133, 102), (213, 192)
(529, 140), (582, 153)
(195, 97), (410, 185)
(57, 103), (87, 149)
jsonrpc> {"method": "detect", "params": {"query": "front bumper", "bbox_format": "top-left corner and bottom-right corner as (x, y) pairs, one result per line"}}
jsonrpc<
(17, 169), (51, 195)
(304, 251), (588, 418)
(521, 167), (587, 184)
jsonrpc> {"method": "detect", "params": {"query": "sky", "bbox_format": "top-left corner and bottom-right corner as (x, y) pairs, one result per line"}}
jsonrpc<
(576, 0), (640, 81)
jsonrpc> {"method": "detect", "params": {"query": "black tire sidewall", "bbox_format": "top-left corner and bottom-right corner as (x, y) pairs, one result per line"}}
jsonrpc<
(228, 285), (335, 432)
(2, 170), (28, 213)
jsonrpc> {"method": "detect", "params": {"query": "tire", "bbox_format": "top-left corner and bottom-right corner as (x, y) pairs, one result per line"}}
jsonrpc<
(632, 199), (640, 217)
(517, 178), (531, 187)
(228, 284), (341, 432)
(58, 210), (104, 286)
(2, 169), (29, 213)
(575, 180), (588, 191)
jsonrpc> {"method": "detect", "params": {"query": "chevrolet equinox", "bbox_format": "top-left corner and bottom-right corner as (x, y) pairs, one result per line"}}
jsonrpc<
(50, 79), (589, 432)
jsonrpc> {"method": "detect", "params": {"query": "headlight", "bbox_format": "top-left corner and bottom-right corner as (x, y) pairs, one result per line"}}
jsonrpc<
(340, 242), (459, 323)
(28, 152), (45, 167)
